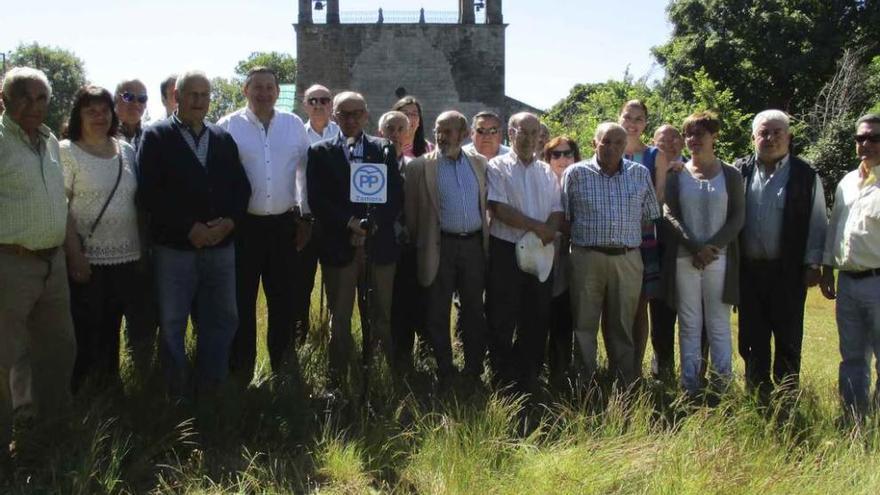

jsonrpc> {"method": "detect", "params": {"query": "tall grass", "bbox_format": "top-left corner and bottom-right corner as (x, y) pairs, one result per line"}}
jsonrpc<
(2, 289), (878, 494)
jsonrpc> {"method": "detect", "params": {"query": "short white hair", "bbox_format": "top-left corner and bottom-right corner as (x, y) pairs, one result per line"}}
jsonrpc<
(752, 110), (790, 135)
(333, 91), (367, 113)
(2, 67), (52, 100)
(594, 122), (626, 141)
(114, 78), (146, 96)
(378, 110), (408, 130)
(175, 70), (210, 94)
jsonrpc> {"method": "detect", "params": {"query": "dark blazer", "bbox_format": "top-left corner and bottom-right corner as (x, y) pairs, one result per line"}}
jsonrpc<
(306, 134), (403, 266)
(136, 118), (251, 250)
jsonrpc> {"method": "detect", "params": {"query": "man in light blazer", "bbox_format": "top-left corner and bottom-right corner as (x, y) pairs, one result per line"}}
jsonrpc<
(405, 111), (490, 389)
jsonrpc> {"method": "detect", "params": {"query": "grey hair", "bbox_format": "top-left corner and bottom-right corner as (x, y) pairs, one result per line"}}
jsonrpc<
(114, 78), (146, 96)
(508, 111), (538, 130)
(378, 110), (409, 130)
(175, 70), (210, 94)
(471, 110), (502, 129)
(436, 110), (469, 134)
(594, 122), (626, 141)
(856, 113), (880, 129)
(304, 84), (331, 99)
(332, 91), (367, 113)
(752, 109), (790, 135)
(1, 67), (52, 100)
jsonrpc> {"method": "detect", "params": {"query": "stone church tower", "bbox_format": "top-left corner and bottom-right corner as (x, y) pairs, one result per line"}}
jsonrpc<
(293, 0), (538, 131)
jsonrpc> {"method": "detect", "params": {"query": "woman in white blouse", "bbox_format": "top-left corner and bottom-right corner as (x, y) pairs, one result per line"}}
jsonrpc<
(61, 85), (154, 391)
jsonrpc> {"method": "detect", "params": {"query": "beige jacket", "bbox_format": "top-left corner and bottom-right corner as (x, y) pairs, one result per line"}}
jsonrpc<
(404, 149), (490, 287)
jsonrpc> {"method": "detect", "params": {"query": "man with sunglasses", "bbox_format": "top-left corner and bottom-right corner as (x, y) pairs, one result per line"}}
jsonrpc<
(114, 79), (149, 153)
(734, 110), (827, 402)
(821, 113), (880, 417)
(463, 111), (510, 160)
(292, 84), (340, 343)
(306, 91), (403, 390)
(217, 67), (311, 384)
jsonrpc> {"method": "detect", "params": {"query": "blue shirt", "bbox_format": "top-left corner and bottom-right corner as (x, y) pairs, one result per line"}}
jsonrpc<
(171, 113), (209, 168)
(563, 157), (661, 248)
(742, 155), (827, 264)
(438, 152), (483, 234)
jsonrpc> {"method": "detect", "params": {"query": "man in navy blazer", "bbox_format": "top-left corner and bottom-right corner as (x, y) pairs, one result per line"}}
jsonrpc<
(307, 91), (403, 387)
(137, 70), (251, 398)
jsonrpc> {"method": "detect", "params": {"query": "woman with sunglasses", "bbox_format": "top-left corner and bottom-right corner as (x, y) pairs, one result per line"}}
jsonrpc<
(61, 85), (154, 391)
(543, 135), (581, 388)
(392, 96), (434, 158)
(661, 111), (744, 398)
(114, 78), (149, 153)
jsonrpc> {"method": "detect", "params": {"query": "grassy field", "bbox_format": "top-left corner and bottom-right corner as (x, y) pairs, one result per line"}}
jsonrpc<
(2, 285), (879, 494)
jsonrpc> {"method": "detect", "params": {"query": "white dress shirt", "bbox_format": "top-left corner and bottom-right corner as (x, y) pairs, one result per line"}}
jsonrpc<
(487, 151), (563, 243)
(824, 167), (880, 271)
(306, 120), (340, 145)
(218, 108), (310, 216)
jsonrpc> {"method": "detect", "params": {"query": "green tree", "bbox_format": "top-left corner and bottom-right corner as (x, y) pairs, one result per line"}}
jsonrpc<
(234, 51), (296, 83)
(9, 42), (87, 133)
(207, 77), (246, 123)
(652, 0), (876, 116)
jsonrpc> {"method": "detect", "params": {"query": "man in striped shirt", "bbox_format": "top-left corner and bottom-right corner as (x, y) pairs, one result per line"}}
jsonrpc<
(563, 122), (661, 386)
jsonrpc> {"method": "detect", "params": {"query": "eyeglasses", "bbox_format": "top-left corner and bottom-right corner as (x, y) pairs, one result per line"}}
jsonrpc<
(855, 133), (880, 144)
(308, 96), (332, 106)
(549, 149), (574, 159)
(334, 109), (366, 121)
(475, 127), (499, 136)
(120, 92), (148, 104)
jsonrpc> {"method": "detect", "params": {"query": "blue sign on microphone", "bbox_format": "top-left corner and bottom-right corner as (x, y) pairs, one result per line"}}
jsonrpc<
(350, 162), (387, 204)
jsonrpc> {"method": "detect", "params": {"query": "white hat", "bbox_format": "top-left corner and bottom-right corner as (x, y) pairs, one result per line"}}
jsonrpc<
(515, 231), (555, 283)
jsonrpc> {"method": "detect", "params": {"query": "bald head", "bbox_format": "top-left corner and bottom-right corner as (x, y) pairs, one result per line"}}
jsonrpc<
(653, 124), (684, 159)
(509, 112), (541, 162)
(333, 91), (368, 138)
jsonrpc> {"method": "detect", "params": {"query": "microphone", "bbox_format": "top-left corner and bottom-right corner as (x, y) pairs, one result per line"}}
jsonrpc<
(346, 136), (357, 161)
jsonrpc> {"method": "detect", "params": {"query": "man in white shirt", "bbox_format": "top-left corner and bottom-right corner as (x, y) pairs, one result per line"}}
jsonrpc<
(293, 83), (341, 341)
(486, 112), (563, 394)
(217, 66), (310, 383)
(821, 113), (880, 417)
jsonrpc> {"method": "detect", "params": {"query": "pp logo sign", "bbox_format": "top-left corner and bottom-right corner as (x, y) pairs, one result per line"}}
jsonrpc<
(350, 162), (387, 204)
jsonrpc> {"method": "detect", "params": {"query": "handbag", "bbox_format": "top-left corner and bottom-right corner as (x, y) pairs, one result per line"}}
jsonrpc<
(79, 141), (124, 249)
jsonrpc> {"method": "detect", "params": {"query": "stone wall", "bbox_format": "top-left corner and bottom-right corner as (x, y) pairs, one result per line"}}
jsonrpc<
(294, 22), (509, 132)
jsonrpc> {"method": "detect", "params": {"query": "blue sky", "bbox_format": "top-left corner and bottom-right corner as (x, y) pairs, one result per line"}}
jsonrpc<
(1, 0), (671, 119)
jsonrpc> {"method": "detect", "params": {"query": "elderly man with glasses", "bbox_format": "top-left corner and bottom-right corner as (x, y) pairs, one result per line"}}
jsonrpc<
(463, 111), (510, 160)
(734, 110), (827, 401)
(821, 113), (880, 418)
(292, 83), (341, 343)
(0, 67), (77, 452)
(306, 91), (403, 389)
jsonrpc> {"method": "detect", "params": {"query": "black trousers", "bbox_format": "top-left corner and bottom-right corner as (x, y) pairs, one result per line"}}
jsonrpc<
(390, 245), (428, 372)
(738, 259), (807, 393)
(231, 212), (299, 379)
(547, 289), (573, 383)
(486, 236), (552, 388)
(293, 220), (321, 338)
(69, 259), (156, 391)
(426, 235), (487, 379)
(650, 298), (678, 379)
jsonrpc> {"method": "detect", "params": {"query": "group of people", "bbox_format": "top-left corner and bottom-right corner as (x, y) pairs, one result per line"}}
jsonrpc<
(2, 63), (880, 447)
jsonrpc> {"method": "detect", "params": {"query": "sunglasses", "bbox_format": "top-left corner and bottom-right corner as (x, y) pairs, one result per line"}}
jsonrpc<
(308, 96), (332, 106)
(550, 149), (574, 159)
(120, 92), (148, 104)
(855, 134), (880, 144)
(475, 127), (499, 135)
